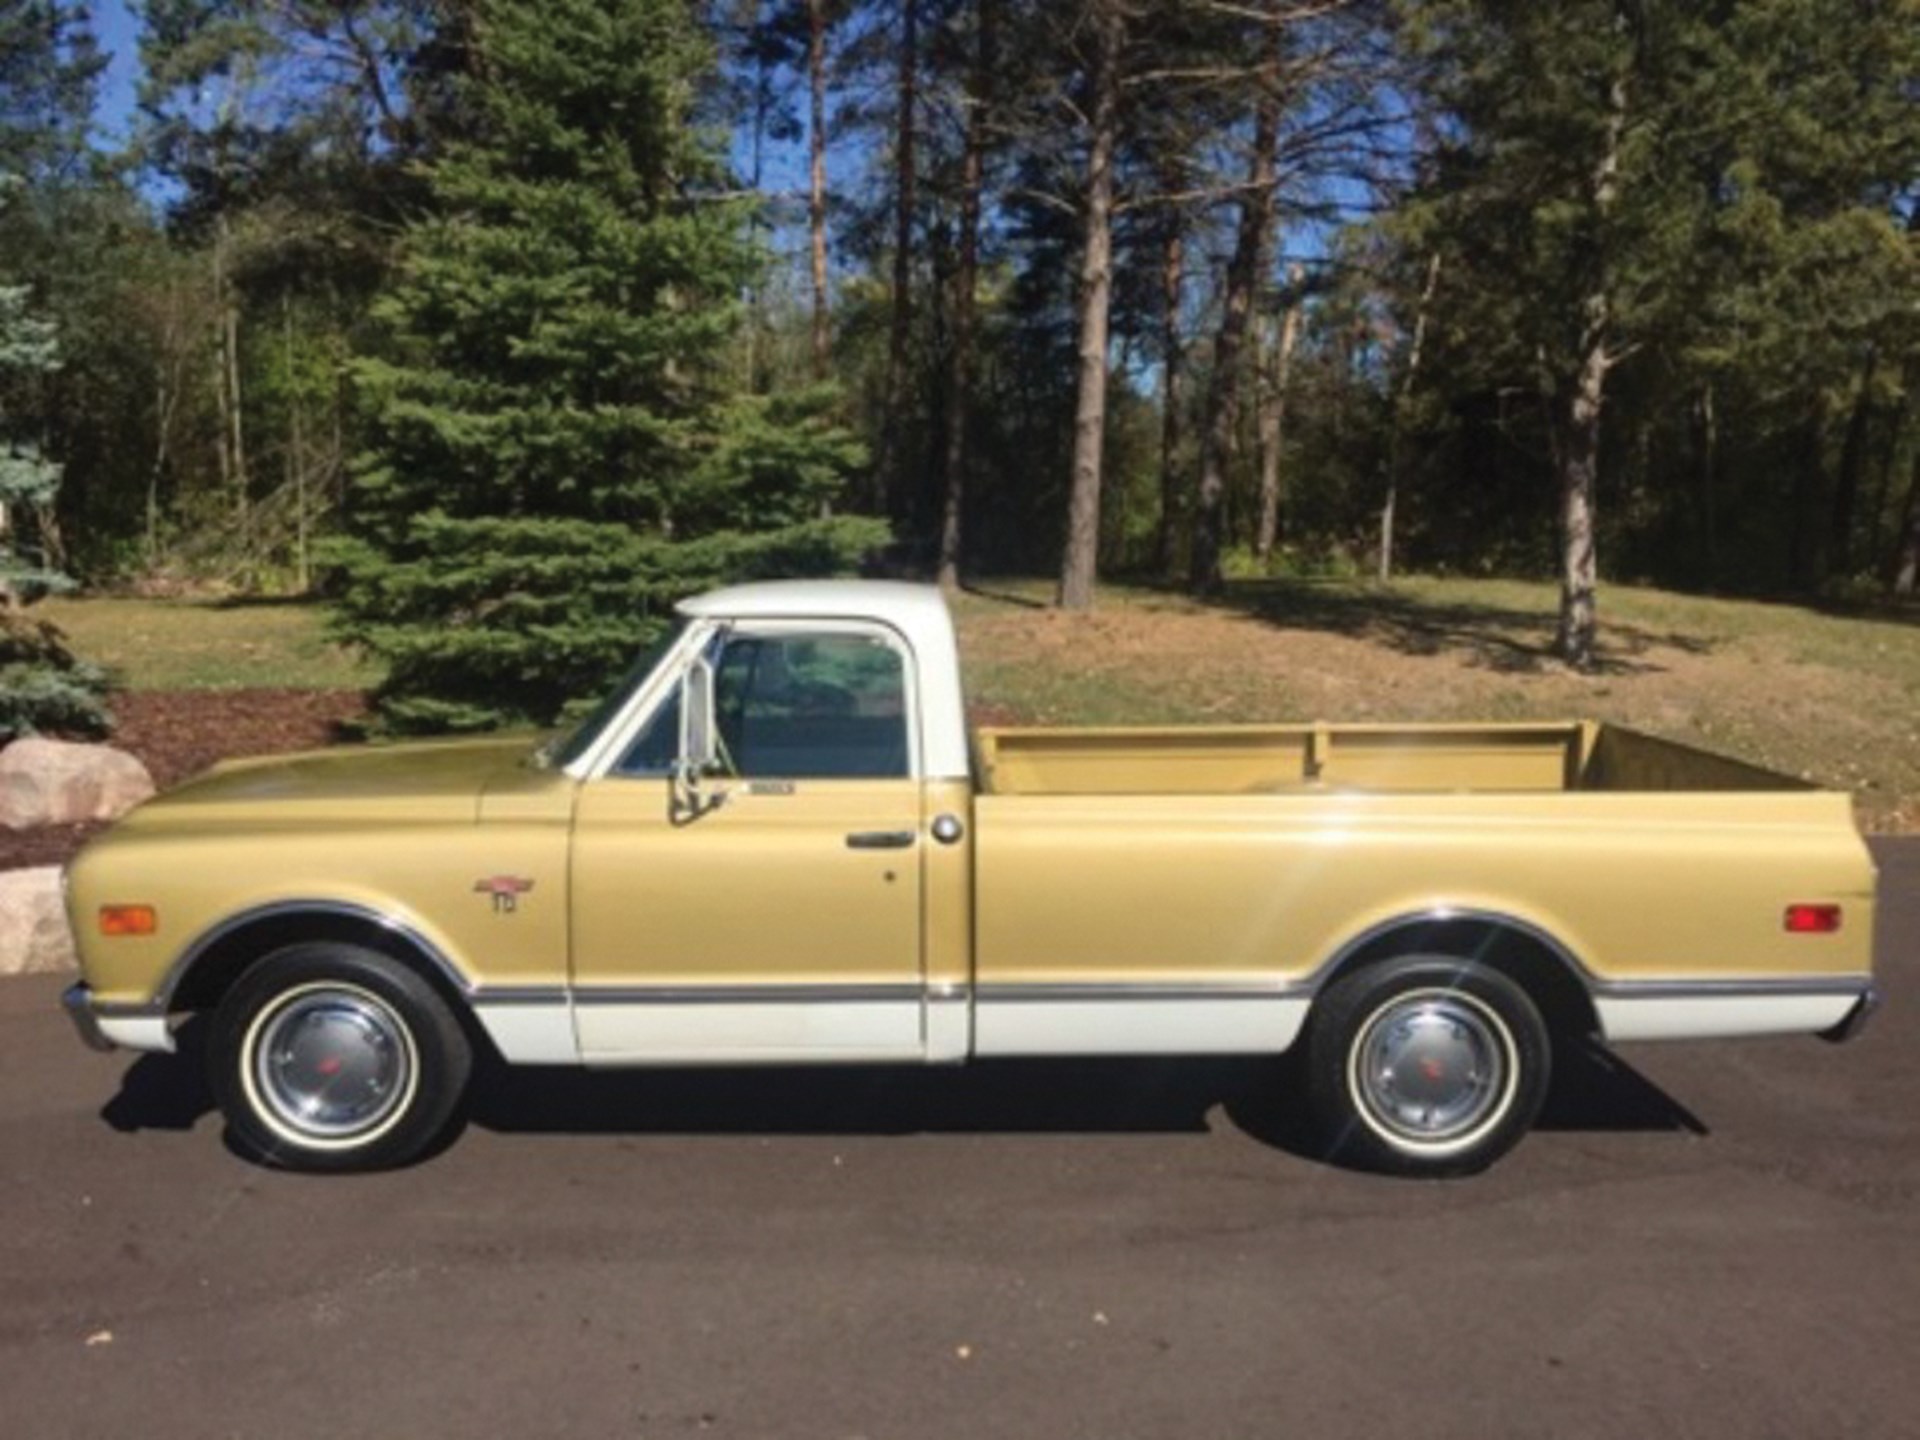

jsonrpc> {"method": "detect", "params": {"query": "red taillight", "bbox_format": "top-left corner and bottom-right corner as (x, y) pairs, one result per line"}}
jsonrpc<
(1784, 904), (1842, 934)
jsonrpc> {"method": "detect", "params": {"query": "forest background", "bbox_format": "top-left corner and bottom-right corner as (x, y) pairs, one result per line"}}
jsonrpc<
(1, 0), (1917, 733)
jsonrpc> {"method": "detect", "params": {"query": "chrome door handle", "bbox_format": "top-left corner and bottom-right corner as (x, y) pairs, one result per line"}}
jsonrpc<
(846, 830), (916, 850)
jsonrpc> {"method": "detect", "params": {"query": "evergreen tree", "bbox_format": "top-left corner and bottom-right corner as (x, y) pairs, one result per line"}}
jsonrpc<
(334, 0), (878, 732)
(0, 0), (102, 181)
(0, 275), (111, 738)
(0, 1), (114, 736)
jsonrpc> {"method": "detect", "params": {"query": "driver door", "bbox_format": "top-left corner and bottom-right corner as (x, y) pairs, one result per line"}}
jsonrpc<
(568, 623), (927, 1061)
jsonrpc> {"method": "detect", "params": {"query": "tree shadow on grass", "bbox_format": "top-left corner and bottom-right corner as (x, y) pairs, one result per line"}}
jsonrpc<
(958, 580), (1048, 610)
(1802, 594), (1920, 629)
(208, 594), (329, 611)
(1189, 578), (1715, 677)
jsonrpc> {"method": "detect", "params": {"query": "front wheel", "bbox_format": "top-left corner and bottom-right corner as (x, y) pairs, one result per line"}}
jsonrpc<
(1304, 956), (1551, 1176)
(209, 943), (473, 1172)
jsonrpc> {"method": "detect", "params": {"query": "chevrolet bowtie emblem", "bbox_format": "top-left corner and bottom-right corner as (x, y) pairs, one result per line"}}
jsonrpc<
(474, 875), (534, 914)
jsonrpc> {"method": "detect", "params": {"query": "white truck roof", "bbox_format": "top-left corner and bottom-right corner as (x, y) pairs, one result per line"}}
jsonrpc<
(677, 580), (971, 780)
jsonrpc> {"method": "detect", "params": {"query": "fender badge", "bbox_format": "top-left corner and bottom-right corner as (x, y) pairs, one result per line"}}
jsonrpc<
(474, 875), (534, 915)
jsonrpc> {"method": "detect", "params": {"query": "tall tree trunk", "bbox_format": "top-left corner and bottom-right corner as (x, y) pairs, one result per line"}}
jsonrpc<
(1553, 360), (1602, 669)
(1829, 347), (1878, 580)
(1879, 210), (1920, 591)
(147, 369), (165, 565)
(937, 0), (993, 589)
(1694, 381), (1718, 587)
(1879, 358), (1920, 588)
(1254, 263), (1305, 566)
(147, 321), (182, 568)
(807, 0), (831, 380)
(283, 298), (309, 592)
(877, 0), (919, 527)
(1377, 253), (1439, 582)
(1153, 220), (1185, 578)
(226, 292), (246, 527)
(742, 4), (775, 394)
(211, 215), (248, 545)
(1552, 62), (1626, 670)
(1057, 0), (1123, 611)
(1891, 379), (1920, 594)
(1789, 398), (1827, 591)
(1190, 42), (1281, 597)
(1893, 465), (1920, 595)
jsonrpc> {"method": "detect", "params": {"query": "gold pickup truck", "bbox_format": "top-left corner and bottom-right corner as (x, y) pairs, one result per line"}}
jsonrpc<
(61, 581), (1880, 1175)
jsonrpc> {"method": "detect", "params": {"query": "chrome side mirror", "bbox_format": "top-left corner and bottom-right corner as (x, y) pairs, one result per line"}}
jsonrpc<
(672, 654), (721, 821)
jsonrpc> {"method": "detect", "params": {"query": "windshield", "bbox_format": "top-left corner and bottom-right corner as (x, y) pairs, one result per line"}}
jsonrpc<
(534, 619), (687, 770)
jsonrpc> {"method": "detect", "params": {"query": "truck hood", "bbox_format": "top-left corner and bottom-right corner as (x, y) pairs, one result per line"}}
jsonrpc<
(115, 734), (545, 830)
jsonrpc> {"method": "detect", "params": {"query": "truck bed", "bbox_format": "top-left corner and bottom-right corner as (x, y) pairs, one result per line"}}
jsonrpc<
(974, 720), (1810, 795)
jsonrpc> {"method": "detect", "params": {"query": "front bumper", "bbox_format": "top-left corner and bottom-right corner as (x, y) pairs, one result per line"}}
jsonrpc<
(1821, 983), (1882, 1044)
(60, 984), (175, 1054)
(61, 983), (116, 1052)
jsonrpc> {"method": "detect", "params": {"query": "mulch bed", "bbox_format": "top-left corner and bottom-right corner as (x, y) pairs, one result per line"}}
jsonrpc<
(0, 688), (368, 872)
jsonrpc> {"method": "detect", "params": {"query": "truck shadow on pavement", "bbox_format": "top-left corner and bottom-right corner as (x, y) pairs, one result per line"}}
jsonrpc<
(98, 1023), (1705, 1168)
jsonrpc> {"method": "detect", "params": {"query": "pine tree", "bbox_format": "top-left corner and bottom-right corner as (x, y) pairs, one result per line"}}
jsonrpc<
(333, 0), (878, 733)
(1395, 0), (1698, 667)
(0, 276), (111, 739)
(1, 2), (112, 735)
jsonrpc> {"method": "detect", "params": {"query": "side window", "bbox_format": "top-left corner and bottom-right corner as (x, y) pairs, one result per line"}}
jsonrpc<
(613, 689), (681, 776)
(714, 632), (909, 779)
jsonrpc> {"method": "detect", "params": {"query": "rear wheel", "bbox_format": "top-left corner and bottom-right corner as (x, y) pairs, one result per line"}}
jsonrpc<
(1305, 955), (1550, 1176)
(209, 943), (472, 1172)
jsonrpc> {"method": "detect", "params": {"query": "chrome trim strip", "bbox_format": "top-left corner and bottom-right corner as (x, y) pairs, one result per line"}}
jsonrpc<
(1822, 984), (1882, 1043)
(578, 614), (929, 783)
(93, 997), (165, 1018)
(149, 900), (475, 1015)
(1307, 905), (1598, 991)
(569, 983), (926, 1006)
(61, 983), (115, 1052)
(470, 986), (569, 1006)
(565, 619), (710, 779)
(975, 981), (1306, 1003)
(1591, 976), (1873, 1000)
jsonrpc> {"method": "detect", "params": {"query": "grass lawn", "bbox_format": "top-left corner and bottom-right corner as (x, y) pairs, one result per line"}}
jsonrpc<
(952, 576), (1920, 832)
(38, 576), (1920, 830)
(40, 595), (378, 691)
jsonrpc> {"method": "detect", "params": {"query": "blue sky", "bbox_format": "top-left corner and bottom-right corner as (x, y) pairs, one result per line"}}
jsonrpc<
(91, 0), (142, 144)
(86, 0), (823, 208)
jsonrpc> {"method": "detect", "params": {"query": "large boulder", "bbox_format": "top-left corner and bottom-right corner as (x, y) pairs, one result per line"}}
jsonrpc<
(0, 738), (154, 830)
(0, 867), (77, 975)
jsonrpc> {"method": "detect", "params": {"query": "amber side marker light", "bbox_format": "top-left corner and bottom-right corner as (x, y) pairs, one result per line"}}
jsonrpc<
(1784, 904), (1842, 935)
(98, 905), (158, 937)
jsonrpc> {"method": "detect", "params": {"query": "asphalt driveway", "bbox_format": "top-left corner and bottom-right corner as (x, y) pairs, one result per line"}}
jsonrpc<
(3, 841), (1915, 1438)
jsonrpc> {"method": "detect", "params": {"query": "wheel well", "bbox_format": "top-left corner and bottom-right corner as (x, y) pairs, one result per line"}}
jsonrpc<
(1321, 917), (1599, 1040)
(170, 910), (472, 1020)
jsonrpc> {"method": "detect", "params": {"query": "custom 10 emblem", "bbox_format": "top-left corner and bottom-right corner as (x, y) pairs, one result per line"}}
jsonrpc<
(473, 875), (535, 915)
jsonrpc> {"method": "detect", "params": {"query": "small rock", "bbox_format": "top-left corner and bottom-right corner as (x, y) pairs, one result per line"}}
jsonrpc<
(0, 866), (78, 975)
(0, 738), (154, 830)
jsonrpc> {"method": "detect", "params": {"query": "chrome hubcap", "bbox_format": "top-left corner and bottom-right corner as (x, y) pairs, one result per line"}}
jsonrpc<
(253, 988), (412, 1139)
(1354, 992), (1508, 1144)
